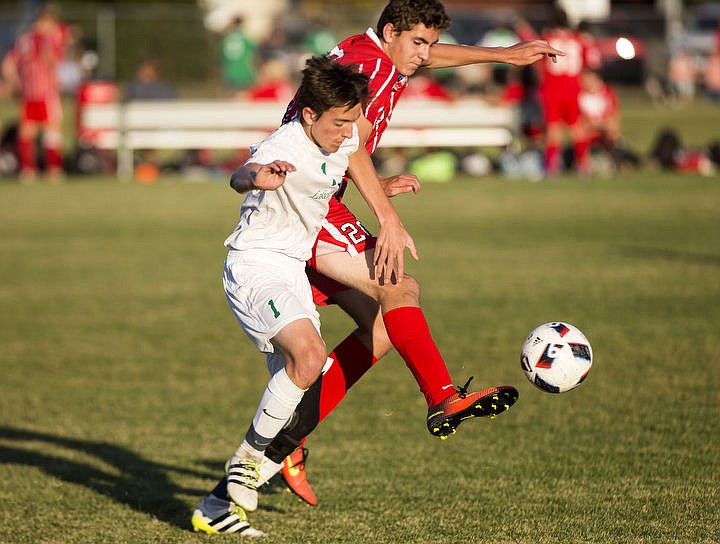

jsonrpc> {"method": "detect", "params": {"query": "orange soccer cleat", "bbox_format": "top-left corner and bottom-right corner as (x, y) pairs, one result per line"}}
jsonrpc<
(281, 447), (317, 506)
(426, 377), (518, 438)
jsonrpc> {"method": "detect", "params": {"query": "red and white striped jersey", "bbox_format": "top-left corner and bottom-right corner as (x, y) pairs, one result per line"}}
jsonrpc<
(283, 28), (408, 156)
(5, 25), (66, 102)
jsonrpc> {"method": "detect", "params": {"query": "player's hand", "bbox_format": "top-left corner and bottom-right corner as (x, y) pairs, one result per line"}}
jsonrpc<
(380, 174), (421, 197)
(253, 160), (296, 190)
(504, 40), (565, 65)
(373, 218), (419, 284)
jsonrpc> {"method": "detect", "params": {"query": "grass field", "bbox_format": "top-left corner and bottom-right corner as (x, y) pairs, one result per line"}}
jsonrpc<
(0, 170), (718, 543)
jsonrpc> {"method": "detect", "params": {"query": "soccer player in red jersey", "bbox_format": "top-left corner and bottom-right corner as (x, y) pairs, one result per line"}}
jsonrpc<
(193, 1), (562, 531)
(517, 9), (601, 176)
(2, 3), (68, 181)
(269, 0), (561, 497)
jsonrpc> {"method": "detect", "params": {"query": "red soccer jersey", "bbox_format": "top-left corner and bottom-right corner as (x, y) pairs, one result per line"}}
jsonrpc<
(538, 28), (600, 87)
(6, 25), (66, 102)
(579, 82), (617, 126)
(284, 28), (408, 156)
(331, 29), (409, 155)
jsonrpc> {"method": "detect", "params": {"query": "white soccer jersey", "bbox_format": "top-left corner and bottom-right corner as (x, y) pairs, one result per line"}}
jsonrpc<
(224, 119), (359, 261)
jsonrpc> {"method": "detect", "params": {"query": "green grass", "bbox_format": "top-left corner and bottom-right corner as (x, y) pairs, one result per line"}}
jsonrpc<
(0, 171), (718, 543)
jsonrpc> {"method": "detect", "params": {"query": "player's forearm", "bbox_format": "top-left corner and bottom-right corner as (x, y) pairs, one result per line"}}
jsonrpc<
(347, 148), (402, 227)
(426, 43), (505, 69)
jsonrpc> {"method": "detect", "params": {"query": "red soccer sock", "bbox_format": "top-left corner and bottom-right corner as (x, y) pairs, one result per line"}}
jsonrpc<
(318, 332), (378, 422)
(17, 137), (36, 172)
(545, 143), (562, 175)
(45, 146), (63, 171)
(574, 139), (590, 173)
(383, 306), (453, 407)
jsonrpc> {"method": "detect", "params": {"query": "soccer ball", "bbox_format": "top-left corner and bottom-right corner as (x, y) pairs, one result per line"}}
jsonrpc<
(520, 322), (593, 393)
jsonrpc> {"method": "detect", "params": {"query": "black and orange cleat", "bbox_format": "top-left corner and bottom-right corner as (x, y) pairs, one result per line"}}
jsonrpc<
(426, 377), (518, 439)
(281, 447), (317, 506)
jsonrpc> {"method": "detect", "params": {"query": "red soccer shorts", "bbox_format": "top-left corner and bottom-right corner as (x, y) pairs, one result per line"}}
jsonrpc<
(542, 83), (581, 125)
(22, 98), (62, 124)
(306, 196), (376, 306)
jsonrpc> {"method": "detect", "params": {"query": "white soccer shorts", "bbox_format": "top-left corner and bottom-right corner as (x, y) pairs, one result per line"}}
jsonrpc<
(223, 249), (321, 355)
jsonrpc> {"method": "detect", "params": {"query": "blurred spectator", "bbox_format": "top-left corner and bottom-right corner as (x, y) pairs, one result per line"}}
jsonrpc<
(303, 23), (338, 56)
(703, 47), (720, 103)
(74, 80), (118, 175)
(400, 71), (453, 101)
(649, 128), (715, 176)
(1, 2), (68, 182)
(495, 65), (545, 181)
(579, 68), (619, 148)
(517, 8), (601, 176)
(56, 25), (85, 95)
(246, 57), (294, 102)
(578, 68), (639, 173)
(667, 49), (697, 105)
(125, 58), (177, 101)
(125, 58), (177, 183)
(499, 65), (543, 143)
(219, 15), (258, 97)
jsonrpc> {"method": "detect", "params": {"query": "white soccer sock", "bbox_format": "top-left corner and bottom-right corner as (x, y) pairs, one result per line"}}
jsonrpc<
(239, 367), (306, 459)
(258, 457), (284, 486)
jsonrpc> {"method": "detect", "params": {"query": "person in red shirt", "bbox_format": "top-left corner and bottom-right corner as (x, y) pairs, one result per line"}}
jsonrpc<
(247, 58), (295, 103)
(193, 1), (563, 533)
(517, 9), (600, 176)
(2, 3), (68, 181)
(578, 67), (641, 173)
(579, 68), (619, 149)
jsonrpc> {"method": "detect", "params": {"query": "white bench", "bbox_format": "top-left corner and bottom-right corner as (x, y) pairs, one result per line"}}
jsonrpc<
(80, 99), (518, 178)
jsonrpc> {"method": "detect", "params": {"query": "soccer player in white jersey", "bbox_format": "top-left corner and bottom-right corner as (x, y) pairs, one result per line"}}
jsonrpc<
(192, 56), (419, 535)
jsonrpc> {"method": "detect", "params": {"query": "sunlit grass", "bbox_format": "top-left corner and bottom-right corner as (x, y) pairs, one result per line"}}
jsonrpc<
(0, 172), (718, 543)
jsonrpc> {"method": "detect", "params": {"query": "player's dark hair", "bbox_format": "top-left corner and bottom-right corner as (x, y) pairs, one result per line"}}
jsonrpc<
(376, 0), (451, 37)
(296, 56), (369, 121)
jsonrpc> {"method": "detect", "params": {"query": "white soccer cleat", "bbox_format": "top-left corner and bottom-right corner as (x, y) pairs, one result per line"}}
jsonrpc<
(191, 494), (265, 536)
(226, 455), (260, 512)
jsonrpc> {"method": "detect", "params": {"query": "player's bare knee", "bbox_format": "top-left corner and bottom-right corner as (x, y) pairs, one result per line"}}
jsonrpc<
(285, 340), (327, 389)
(400, 275), (420, 298)
(377, 274), (421, 307)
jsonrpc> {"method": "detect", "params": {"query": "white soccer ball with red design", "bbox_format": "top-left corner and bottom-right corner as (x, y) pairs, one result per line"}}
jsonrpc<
(520, 322), (593, 393)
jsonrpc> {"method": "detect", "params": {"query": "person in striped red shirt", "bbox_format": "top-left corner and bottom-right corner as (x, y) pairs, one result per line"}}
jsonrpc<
(193, 1), (562, 532)
(2, 3), (69, 181)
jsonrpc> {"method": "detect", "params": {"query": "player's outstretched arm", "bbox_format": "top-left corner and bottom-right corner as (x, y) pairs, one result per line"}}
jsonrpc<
(425, 40), (564, 69)
(346, 146), (418, 284)
(229, 160), (296, 194)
